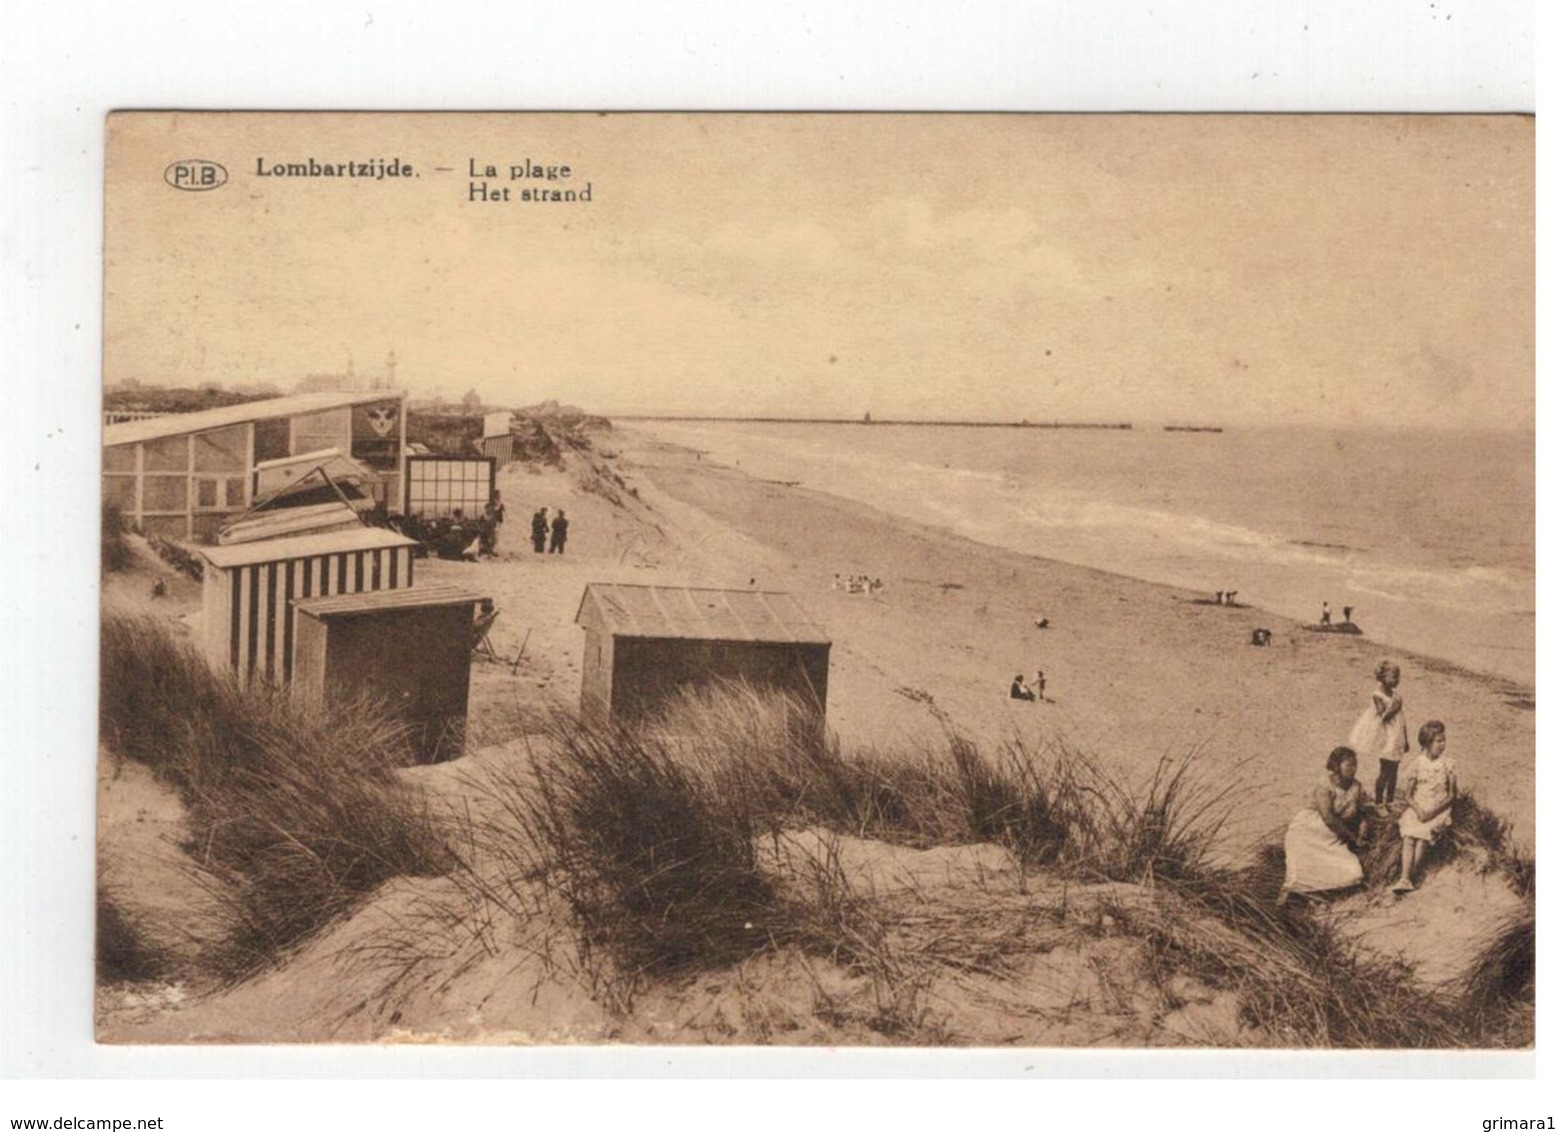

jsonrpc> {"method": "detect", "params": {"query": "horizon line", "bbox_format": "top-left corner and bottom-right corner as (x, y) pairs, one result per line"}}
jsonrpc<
(598, 413), (1535, 434)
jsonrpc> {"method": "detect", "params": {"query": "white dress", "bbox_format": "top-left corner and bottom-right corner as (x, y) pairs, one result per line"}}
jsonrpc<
(1398, 754), (1456, 840)
(1283, 776), (1366, 893)
(1347, 687), (1409, 762)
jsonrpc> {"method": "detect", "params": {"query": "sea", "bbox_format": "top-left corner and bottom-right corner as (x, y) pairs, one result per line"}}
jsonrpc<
(631, 421), (1535, 686)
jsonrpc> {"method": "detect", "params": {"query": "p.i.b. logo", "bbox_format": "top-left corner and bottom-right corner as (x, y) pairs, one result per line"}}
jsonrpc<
(164, 159), (229, 192)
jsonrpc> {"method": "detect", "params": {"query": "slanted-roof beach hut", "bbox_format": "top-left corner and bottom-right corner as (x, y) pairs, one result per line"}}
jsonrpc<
(216, 499), (366, 546)
(574, 584), (832, 726)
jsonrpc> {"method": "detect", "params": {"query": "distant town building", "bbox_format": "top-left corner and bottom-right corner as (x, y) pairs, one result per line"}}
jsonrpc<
(295, 356), (364, 394)
(293, 352), (399, 394)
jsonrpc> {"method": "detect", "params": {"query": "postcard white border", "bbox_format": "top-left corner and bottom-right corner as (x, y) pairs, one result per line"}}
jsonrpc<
(0, 0), (1545, 1120)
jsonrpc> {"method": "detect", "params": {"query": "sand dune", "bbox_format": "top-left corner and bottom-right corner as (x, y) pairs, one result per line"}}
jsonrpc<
(96, 428), (1534, 1045)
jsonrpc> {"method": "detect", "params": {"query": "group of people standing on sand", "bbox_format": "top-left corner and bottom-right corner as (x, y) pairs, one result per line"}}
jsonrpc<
(528, 507), (570, 555)
(1278, 660), (1459, 906)
(1320, 602), (1356, 626)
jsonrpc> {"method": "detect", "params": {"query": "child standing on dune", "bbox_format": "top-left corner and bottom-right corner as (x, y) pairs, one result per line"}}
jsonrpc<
(1350, 660), (1410, 806)
(1392, 720), (1457, 893)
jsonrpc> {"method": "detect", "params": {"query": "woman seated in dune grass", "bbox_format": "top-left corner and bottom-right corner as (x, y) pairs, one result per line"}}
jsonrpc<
(1278, 746), (1372, 906)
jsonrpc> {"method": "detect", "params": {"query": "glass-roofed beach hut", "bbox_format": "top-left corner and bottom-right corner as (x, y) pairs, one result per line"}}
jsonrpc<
(102, 390), (407, 542)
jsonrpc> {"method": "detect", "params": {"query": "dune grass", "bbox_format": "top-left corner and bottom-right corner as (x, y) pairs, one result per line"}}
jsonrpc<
(95, 881), (171, 984)
(1453, 901), (1535, 1047)
(1116, 857), (1472, 1048)
(619, 681), (1232, 882)
(101, 501), (131, 574)
(452, 684), (1244, 1021)
(520, 708), (780, 983)
(456, 683), (1529, 1046)
(1359, 788), (1535, 898)
(99, 638), (1529, 1046)
(99, 611), (452, 981)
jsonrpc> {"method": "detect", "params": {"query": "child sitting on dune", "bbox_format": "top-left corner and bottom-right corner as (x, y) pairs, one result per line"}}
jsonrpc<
(1391, 720), (1457, 893)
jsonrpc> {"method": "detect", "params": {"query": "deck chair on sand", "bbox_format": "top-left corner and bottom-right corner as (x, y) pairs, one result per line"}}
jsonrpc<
(471, 602), (500, 661)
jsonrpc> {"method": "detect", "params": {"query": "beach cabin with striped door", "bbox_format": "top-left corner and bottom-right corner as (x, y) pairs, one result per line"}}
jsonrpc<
(198, 527), (419, 687)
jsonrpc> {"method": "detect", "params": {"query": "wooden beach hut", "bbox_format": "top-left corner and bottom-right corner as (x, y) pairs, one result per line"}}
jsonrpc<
(198, 527), (419, 687)
(574, 584), (832, 726)
(292, 583), (485, 763)
(479, 410), (516, 466)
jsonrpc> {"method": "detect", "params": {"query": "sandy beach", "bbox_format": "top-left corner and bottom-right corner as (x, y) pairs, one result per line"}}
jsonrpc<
(96, 426), (1535, 1044)
(458, 430), (1535, 852)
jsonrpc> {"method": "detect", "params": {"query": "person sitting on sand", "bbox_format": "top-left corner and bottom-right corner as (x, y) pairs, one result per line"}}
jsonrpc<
(1278, 747), (1371, 906)
(1034, 616), (1050, 629)
(1009, 674), (1036, 702)
(1349, 660), (1409, 807)
(1250, 627), (1272, 647)
(1391, 721), (1457, 893)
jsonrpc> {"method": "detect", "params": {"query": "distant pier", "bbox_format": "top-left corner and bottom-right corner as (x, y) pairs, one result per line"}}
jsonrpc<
(616, 415), (1135, 430)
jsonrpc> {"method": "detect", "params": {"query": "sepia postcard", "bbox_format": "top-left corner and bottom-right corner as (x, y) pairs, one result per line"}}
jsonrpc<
(97, 112), (1533, 1049)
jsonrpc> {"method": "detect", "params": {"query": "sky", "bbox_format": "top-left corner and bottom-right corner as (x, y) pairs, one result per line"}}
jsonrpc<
(104, 113), (1533, 427)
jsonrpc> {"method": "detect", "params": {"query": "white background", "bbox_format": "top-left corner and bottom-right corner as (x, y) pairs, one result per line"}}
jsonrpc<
(0, 0), (1546, 1126)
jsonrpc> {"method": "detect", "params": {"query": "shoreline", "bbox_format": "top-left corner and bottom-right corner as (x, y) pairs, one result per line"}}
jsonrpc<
(620, 421), (1533, 687)
(94, 430), (1537, 1043)
(614, 435), (1535, 851)
(627, 431), (1533, 697)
